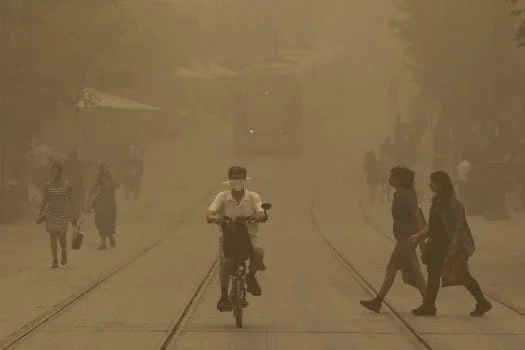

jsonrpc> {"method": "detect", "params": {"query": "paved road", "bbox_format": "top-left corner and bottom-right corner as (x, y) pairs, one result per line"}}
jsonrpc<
(0, 116), (285, 348)
(315, 155), (525, 349)
(3, 114), (524, 349)
(8, 111), (421, 350)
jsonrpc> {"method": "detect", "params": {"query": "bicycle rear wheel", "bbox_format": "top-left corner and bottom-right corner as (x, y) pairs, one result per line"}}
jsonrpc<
(233, 278), (243, 328)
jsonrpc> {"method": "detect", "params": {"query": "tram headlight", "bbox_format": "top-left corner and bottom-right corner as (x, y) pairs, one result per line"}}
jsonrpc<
(249, 129), (255, 134)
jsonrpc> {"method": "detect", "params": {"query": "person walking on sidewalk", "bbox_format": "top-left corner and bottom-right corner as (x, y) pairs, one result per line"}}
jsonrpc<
(360, 166), (427, 313)
(409, 171), (492, 317)
(37, 161), (76, 268)
(89, 163), (118, 250)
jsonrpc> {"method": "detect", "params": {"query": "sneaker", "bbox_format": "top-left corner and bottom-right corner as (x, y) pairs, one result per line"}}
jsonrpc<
(216, 296), (232, 312)
(360, 298), (382, 313)
(246, 274), (262, 296)
(412, 304), (437, 316)
(470, 301), (492, 317)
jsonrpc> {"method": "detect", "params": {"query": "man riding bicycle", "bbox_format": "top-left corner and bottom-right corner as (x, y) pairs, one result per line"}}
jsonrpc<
(206, 166), (267, 312)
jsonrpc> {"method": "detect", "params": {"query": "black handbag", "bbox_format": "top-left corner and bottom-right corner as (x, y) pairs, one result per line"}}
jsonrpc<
(72, 224), (84, 250)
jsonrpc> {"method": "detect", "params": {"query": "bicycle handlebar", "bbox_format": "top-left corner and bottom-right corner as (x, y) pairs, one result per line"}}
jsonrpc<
(209, 215), (263, 225)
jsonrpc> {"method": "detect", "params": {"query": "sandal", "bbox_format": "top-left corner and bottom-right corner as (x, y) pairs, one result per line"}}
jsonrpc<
(51, 259), (58, 268)
(61, 257), (68, 266)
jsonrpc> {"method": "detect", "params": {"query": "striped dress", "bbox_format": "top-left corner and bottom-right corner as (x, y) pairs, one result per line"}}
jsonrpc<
(44, 180), (72, 233)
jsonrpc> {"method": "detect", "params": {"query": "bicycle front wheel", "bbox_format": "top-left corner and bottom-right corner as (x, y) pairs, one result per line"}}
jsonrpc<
(233, 278), (243, 328)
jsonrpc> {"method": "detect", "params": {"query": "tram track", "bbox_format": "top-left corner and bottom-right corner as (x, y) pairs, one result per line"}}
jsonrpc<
(155, 156), (288, 349)
(1, 156), (288, 350)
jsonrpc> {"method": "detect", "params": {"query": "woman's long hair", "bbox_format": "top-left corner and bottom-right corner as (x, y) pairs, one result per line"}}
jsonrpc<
(430, 170), (455, 198)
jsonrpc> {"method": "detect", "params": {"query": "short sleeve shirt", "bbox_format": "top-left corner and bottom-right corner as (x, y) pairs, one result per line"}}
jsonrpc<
(208, 190), (264, 235)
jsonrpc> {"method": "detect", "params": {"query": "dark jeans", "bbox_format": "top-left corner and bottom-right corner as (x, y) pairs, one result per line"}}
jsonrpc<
(424, 242), (486, 308)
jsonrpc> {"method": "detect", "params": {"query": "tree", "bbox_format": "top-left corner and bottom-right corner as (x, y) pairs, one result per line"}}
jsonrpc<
(0, 1), (123, 131)
(392, 0), (518, 164)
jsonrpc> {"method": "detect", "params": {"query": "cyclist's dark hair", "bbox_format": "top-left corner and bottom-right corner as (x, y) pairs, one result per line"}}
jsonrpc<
(430, 170), (455, 197)
(228, 165), (247, 179)
(390, 166), (415, 189)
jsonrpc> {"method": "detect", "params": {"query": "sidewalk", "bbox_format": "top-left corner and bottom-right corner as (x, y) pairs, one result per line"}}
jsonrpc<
(0, 120), (240, 343)
(360, 196), (525, 311)
(0, 112), (228, 279)
(0, 197), (145, 279)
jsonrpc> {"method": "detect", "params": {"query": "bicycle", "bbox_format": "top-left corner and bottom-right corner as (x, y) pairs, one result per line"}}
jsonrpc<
(209, 203), (271, 328)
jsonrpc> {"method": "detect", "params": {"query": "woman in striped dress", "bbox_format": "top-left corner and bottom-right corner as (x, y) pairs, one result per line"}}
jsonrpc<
(37, 161), (76, 268)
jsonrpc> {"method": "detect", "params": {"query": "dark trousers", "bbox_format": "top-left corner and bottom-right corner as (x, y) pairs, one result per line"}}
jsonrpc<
(424, 243), (486, 308)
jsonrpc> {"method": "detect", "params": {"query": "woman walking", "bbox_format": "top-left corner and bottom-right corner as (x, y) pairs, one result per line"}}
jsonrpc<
(90, 163), (118, 250)
(360, 166), (427, 313)
(37, 161), (75, 268)
(409, 171), (492, 317)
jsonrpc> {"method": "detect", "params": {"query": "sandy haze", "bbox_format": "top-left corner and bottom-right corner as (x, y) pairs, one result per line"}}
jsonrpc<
(0, 1), (524, 349)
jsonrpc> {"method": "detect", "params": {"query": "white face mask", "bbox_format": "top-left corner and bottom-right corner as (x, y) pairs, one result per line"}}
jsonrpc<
(229, 179), (245, 192)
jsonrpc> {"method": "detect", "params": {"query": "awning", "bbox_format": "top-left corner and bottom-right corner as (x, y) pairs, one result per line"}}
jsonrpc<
(76, 87), (163, 111)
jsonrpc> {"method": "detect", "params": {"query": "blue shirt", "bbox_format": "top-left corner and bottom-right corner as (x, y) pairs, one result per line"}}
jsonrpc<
(391, 188), (418, 240)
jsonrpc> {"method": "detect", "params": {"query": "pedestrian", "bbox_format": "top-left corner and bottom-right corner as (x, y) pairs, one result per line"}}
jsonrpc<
(360, 166), (427, 313)
(37, 161), (76, 268)
(456, 155), (471, 205)
(379, 138), (393, 202)
(89, 163), (118, 250)
(409, 171), (492, 317)
(363, 149), (379, 202)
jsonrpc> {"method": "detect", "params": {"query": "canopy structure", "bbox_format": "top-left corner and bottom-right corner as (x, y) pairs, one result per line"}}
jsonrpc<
(76, 87), (163, 111)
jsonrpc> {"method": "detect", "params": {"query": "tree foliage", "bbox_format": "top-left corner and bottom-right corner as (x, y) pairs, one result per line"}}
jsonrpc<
(0, 0), (194, 135)
(0, 1), (121, 133)
(392, 0), (517, 127)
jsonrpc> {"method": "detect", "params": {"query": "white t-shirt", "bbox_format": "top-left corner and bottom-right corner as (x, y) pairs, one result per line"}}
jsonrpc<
(208, 190), (264, 235)
(457, 160), (472, 181)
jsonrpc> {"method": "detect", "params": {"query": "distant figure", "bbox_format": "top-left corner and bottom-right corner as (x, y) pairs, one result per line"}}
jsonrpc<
(456, 157), (471, 206)
(90, 163), (118, 250)
(363, 150), (379, 201)
(121, 143), (143, 199)
(378, 138), (393, 202)
(37, 161), (76, 268)
(64, 150), (85, 212)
